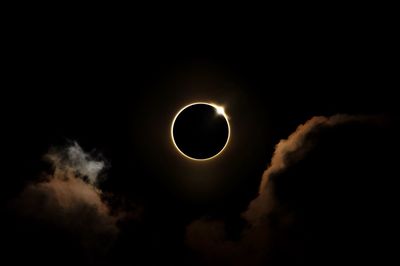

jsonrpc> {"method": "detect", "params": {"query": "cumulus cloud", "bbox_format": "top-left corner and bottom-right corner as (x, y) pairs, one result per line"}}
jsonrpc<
(186, 114), (384, 265)
(45, 142), (106, 185)
(245, 114), (375, 222)
(15, 142), (119, 255)
(257, 115), (373, 193)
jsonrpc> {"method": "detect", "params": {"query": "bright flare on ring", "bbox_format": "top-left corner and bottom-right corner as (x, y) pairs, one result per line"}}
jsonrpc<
(215, 105), (225, 116)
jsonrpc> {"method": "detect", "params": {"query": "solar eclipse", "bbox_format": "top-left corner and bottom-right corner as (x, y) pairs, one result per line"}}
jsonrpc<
(171, 103), (230, 161)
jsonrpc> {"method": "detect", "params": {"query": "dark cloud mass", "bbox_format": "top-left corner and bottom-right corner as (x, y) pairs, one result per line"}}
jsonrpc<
(186, 114), (394, 265)
(12, 142), (119, 263)
(4, 115), (394, 266)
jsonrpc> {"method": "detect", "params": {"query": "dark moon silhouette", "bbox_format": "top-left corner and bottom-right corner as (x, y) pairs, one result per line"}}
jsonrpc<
(172, 103), (230, 160)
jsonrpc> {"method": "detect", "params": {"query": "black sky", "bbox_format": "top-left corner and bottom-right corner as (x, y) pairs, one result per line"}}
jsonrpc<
(2, 12), (398, 265)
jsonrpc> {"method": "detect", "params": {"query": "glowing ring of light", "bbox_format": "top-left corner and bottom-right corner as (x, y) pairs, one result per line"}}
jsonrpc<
(171, 102), (231, 161)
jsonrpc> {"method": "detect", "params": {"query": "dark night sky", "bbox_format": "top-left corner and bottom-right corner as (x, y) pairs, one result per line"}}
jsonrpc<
(2, 12), (398, 266)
